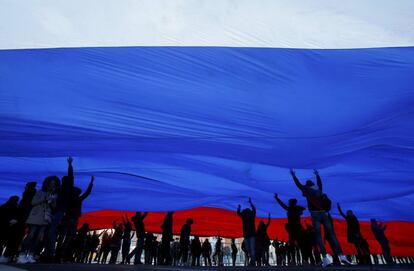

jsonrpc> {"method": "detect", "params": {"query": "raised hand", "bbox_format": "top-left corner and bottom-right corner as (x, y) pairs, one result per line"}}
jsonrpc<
(90, 176), (95, 184)
(67, 156), (73, 164)
(313, 169), (319, 175)
(274, 193), (278, 199)
(248, 197), (252, 203)
(290, 169), (296, 176)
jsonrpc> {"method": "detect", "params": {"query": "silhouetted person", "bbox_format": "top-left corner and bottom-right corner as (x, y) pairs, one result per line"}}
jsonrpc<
(301, 224), (318, 265)
(87, 230), (103, 263)
(274, 193), (305, 265)
(144, 232), (154, 264)
(290, 169), (350, 267)
(44, 157), (74, 260)
(3, 182), (37, 261)
(109, 220), (123, 264)
(237, 197), (256, 266)
(171, 238), (180, 266)
(97, 230), (111, 264)
(120, 214), (134, 264)
(323, 212), (340, 265)
(60, 175), (94, 262)
(256, 213), (271, 266)
(150, 237), (159, 265)
(337, 203), (364, 263)
(191, 236), (201, 266)
(202, 239), (212, 266)
(371, 218), (393, 264)
(241, 239), (250, 266)
(213, 236), (223, 266)
(17, 176), (60, 264)
(160, 211), (173, 265)
(231, 238), (238, 266)
(73, 222), (89, 262)
(179, 218), (193, 264)
(0, 196), (19, 263)
(131, 211), (147, 264)
(359, 238), (372, 265)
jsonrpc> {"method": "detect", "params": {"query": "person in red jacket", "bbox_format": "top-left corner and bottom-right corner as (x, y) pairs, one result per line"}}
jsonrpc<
(291, 169), (351, 268)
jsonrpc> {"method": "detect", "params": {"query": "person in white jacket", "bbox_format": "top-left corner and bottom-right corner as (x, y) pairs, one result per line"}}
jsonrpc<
(17, 176), (60, 264)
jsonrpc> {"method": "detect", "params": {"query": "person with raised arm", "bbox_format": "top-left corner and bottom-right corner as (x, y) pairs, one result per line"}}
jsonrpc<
(337, 203), (367, 263)
(290, 169), (351, 267)
(371, 218), (393, 264)
(237, 197), (256, 266)
(131, 211), (148, 264)
(44, 156), (74, 261)
(60, 171), (94, 262)
(274, 193), (305, 265)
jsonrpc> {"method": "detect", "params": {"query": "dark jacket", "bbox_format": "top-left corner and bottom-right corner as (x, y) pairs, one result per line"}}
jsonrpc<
(132, 212), (148, 238)
(0, 197), (18, 229)
(17, 184), (36, 223)
(191, 238), (202, 256)
(161, 212), (173, 241)
(56, 163), (74, 213)
(180, 223), (191, 244)
(293, 174), (325, 211)
(66, 182), (93, 219)
(237, 204), (256, 237)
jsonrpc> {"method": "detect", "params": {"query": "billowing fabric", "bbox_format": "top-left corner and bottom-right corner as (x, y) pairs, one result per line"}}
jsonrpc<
(1, 0), (414, 254)
(1, 46), (414, 221)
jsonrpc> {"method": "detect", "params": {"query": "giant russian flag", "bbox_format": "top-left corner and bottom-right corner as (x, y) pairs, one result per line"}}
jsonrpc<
(1, 0), (414, 255)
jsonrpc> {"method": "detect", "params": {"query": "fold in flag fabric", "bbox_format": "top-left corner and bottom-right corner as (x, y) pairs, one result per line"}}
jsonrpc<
(1, 0), (414, 255)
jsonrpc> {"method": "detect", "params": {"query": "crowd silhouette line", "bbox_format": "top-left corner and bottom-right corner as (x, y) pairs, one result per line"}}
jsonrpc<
(0, 157), (413, 268)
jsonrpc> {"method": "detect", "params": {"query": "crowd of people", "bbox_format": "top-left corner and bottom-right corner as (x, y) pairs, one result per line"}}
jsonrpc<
(0, 157), (413, 268)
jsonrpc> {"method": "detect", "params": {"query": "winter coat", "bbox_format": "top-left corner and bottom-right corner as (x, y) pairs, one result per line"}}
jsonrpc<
(26, 191), (57, 226)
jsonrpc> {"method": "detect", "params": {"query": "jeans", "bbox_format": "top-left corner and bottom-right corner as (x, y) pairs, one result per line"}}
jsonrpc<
(44, 210), (64, 257)
(244, 236), (256, 265)
(60, 217), (79, 260)
(311, 211), (342, 256)
(21, 225), (46, 254)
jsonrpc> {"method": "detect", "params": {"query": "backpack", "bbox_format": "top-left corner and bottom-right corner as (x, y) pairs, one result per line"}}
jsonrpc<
(321, 193), (332, 211)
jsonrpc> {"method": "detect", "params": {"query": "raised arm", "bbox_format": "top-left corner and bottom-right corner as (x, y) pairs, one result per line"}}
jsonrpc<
(274, 193), (288, 210)
(80, 176), (94, 201)
(237, 204), (241, 217)
(67, 156), (74, 183)
(266, 213), (271, 227)
(314, 169), (322, 191)
(248, 197), (256, 215)
(142, 212), (148, 220)
(290, 169), (303, 190)
(337, 203), (346, 219)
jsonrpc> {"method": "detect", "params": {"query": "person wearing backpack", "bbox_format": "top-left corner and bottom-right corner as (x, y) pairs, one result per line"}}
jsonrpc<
(290, 169), (351, 268)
